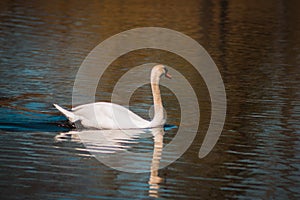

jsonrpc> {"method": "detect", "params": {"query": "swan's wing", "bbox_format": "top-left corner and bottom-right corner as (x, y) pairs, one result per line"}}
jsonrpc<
(72, 102), (150, 129)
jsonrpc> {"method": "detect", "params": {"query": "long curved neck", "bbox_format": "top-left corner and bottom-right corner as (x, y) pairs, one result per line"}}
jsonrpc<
(150, 73), (164, 126)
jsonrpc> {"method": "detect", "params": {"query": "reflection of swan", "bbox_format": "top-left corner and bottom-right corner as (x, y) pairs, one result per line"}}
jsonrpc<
(55, 128), (164, 197)
(148, 128), (164, 198)
(55, 129), (142, 153)
(53, 65), (171, 129)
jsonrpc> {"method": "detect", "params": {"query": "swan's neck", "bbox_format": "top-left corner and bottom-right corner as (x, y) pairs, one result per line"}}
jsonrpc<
(150, 74), (164, 127)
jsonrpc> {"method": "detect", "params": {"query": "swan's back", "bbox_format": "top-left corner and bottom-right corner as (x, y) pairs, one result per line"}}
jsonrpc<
(72, 102), (150, 129)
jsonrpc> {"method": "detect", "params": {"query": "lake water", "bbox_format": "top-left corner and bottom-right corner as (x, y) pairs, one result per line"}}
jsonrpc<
(1, 0), (300, 199)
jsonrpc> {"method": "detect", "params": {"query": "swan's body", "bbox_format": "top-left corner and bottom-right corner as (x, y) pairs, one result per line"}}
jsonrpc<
(54, 65), (171, 129)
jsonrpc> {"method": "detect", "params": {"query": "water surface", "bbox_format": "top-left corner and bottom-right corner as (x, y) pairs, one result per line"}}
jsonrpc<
(0, 0), (300, 199)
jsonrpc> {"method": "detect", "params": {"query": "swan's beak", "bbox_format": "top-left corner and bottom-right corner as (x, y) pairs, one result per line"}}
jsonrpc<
(165, 73), (172, 79)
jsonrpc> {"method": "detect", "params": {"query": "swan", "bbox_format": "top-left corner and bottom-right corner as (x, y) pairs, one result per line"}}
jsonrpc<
(53, 64), (171, 129)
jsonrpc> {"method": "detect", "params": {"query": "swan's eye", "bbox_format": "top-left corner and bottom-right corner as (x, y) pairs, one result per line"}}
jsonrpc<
(164, 67), (168, 74)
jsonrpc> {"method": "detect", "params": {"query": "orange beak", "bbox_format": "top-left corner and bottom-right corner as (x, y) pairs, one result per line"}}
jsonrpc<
(165, 73), (172, 79)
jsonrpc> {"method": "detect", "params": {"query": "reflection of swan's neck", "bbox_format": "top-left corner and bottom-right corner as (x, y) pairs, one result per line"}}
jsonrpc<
(150, 73), (164, 127)
(148, 128), (164, 198)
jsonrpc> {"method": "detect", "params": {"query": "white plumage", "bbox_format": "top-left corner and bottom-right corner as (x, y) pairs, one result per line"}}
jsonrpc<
(54, 65), (171, 129)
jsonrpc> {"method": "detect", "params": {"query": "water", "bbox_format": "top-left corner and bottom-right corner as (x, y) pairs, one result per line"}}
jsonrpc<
(1, 0), (300, 199)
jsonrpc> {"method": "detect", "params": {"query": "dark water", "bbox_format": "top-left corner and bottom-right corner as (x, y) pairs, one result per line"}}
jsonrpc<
(1, 0), (300, 199)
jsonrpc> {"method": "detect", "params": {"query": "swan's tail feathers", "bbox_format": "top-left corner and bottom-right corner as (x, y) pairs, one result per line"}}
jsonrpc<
(53, 104), (79, 122)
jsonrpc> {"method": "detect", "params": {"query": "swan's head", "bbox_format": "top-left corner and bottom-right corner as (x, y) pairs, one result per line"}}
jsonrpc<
(152, 64), (172, 79)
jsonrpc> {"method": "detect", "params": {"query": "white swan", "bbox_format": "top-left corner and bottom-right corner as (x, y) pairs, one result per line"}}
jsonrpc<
(54, 64), (171, 129)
